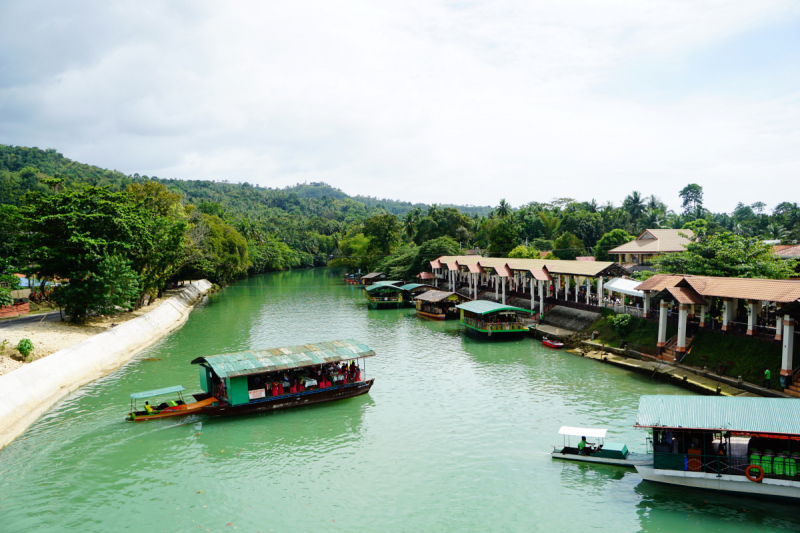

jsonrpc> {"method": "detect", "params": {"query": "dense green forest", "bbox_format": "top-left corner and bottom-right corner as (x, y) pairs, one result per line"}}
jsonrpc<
(0, 143), (798, 318)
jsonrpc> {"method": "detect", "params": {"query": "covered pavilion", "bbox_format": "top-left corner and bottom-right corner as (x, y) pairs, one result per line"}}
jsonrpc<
(636, 274), (800, 386)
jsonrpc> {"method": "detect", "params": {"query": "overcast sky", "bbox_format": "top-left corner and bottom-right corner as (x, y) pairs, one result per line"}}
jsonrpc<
(1, 1), (799, 213)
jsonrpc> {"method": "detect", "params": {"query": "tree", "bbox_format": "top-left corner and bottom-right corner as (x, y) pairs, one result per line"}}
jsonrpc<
(508, 245), (540, 259)
(622, 191), (645, 224)
(594, 229), (634, 261)
(552, 232), (585, 260)
(654, 232), (797, 279)
(488, 219), (518, 256)
(363, 214), (401, 257)
(496, 199), (512, 219)
(679, 184), (703, 218)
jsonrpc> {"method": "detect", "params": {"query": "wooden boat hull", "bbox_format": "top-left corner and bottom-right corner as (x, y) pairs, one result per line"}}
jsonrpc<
(551, 449), (653, 467)
(127, 397), (217, 421)
(199, 379), (375, 417)
(416, 310), (458, 320)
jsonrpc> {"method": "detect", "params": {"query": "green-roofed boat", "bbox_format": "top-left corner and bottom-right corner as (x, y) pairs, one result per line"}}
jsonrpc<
(365, 283), (404, 309)
(189, 339), (376, 417)
(455, 301), (534, 337)
(398, 283), (437, 307)
(634, 395), (800, 501)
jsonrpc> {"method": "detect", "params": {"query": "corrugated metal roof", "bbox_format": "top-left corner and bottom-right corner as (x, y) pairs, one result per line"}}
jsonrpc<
(130, 385), (185, 399)
(455, 301), (533, 315)
(361, 272), (385, 279)
(365, 283), (403, 292)
(399, 283), (426, 291)
(414, 290), (465, 303)
(191, 339), (376, 379)
(467, 264), (481, 274)
(636, 395), (800, 435)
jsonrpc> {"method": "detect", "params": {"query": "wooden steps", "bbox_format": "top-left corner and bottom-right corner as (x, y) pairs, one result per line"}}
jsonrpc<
(784, 383), (800, 397)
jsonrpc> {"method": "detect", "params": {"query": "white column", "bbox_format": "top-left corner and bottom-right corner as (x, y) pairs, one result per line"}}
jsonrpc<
(644, 292), (651, 318)
(747, 300), (757, 335)
(597, 277), (603, 308)
(677, 304), (688, 355)
(565, 275), (570, 301)
(574, 276), (579, 302)
(699, 303), (707, 328)
(722, 298), (731, 331)
(781, 315), (795, 384)
(586, 277), (592, 305)
(657, 301), (668, 349)
(495, 275), (499, 300)
(538, 280), (545, 315)
(776, 312), (783, 341)
(502, 278), (506, 305)
(531, 277), (535, 310)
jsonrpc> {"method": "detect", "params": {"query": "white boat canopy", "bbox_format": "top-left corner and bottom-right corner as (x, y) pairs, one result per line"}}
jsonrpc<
(558, 426), (607, 439)
(604, 277), (644, 298)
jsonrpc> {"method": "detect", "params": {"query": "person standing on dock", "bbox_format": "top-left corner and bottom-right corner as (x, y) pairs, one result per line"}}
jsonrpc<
(763, 369), (771, 389)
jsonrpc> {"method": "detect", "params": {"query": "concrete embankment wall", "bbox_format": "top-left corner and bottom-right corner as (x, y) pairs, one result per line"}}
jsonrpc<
(0, 280), (213, 451)
(541, 306), (600, 332)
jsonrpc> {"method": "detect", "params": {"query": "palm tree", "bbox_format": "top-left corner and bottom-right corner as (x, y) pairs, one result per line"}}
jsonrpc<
(496, 199), (512, 219)
(402, 212), (416, 240)
(765, 223), (787, 241)
(623, 191), (646, 223)
(537, 211), (560, 240)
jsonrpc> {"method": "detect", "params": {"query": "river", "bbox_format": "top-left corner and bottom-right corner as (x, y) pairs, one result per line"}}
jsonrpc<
(1, 269), (797, 532)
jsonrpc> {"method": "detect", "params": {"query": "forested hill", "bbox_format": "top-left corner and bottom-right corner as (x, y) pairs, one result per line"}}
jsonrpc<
(0, 144), (491, 216)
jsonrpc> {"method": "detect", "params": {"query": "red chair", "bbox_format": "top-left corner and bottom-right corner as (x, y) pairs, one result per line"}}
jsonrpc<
(271, 384), (278, 397)
(277, 384), (284, 395)
(290, 384), (297, 394)
(298, 385), (305, 392)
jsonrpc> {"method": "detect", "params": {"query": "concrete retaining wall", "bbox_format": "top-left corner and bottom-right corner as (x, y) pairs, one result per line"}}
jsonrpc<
(0, 280), (212, 450)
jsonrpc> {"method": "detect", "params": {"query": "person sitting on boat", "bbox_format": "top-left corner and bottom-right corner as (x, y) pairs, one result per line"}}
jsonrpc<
(578, 436), (594, 455)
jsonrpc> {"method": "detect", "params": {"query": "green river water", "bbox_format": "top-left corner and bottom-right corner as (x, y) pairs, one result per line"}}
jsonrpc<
(1, 269), (798, 532)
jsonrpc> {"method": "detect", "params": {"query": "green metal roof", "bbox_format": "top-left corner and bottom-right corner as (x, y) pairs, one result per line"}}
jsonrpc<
(191, 339), (376, 379)
(130, 385), (185, 400)
(399, 283), (425, 291)
(455, 301), (533, 315)
(636, 395), (800, 435)
(366, 283), (403, 292)
(371, 280), (402, 287)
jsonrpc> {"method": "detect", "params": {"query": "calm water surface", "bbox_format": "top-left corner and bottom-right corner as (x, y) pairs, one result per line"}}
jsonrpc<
(1, 269), (797, 532)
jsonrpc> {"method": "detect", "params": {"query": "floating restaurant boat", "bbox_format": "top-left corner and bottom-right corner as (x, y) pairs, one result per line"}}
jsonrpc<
(414, 290), (471, 320)
(361, 272), (388, 287)
(190, 340), (375, 417)
(455, 301), (534, 337)
(634, 395), (800, 500)
(126, 385), (217, 421)
(551, 426), (652, 467)
(365, 282), (404, 309)
(398, 283), (437, 307)
(343, 273), (363, 285)
(542, 338), (565, 349)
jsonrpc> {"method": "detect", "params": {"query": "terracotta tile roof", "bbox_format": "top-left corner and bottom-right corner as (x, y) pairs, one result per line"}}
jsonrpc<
(467, 264), (481, 274)
(528, 268), (552, 282)
(429, 260), (441, 269)
(666, 286), (708, 305)
(417, 272), (435, 280)
(608, 229), (693, 254)
(638, 274), (800, 303)
(433, 255), (630, 278)
(775, 244), (800, 258)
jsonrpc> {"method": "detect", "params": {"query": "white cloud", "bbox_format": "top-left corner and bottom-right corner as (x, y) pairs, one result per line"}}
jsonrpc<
(0, 0), (798, 213)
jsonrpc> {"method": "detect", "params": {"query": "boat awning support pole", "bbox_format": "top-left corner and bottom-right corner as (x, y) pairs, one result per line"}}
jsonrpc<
(781, 315), (795, 386)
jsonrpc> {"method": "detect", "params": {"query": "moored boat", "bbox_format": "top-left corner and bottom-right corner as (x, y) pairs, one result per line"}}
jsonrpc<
(542, 338), (565, 349)
(398, 283), (437, 307)
(365, 283), (404, 309)
(126, 385), (217, 421)
(455, 301), (534, 337)
(551, 426), (652, 467)
(361, 272), (388, 287)
(190, 339), (375, 417)
(414, 290), (471, 320)
(634, 395), (800, 500)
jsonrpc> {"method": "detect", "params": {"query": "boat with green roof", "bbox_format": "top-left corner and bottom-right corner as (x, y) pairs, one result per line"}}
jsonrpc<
(365, 283), (405, 309)
(455, 301), (534, 337)
(397, 283), (437, 307)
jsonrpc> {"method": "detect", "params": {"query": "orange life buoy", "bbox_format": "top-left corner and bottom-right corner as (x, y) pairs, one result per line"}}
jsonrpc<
(745, 464), (764, 483)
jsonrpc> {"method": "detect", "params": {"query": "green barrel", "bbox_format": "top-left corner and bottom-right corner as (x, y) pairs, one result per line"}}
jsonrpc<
(774, 456), (785, 475)
(749, 454), (761, 468)
(762, 453), (774, 475)
(787, 457), (797, 477)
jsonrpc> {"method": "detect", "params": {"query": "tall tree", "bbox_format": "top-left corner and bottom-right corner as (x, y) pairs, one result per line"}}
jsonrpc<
(679, 184), (704, 218)
(363, 214), (401, 257)
(496, 199), (512, 219)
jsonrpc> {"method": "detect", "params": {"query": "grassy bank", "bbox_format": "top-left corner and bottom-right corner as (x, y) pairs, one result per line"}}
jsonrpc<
(682, 330), (782, 386)
(590, 313), (677, 349)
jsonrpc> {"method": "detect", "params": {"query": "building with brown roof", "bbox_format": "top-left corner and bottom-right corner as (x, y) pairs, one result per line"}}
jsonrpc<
(608, 229), (693, 266)
(635, 273), (800, 388)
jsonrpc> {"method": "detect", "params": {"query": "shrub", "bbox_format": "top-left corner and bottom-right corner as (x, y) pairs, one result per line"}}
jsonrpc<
(17, 338), (33, 358)
(611, 314), (633, 337)
(0, 287), (12, 307)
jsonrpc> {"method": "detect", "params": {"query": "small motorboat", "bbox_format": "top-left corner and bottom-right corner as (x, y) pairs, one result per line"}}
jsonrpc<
(542, 337), (564, 349)
(126, 385), (217, 421)
(551, 426), (652, 467)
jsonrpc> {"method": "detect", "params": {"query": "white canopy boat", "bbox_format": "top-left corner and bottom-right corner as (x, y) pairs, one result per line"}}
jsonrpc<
(551, 426), (653, 467)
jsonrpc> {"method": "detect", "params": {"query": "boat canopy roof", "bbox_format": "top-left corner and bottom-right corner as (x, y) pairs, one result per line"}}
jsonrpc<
(191, 339), (376, 379)
(415, 290), (460, 303)
(455, 301), (533, 315)
(636, 395), (800, 435)
(604, 277), (644, 297)
(559, 426), (607, 439)
(130, 385), (185, 400)
(366, 283), (402, 292)
(399, 283), (433, 291)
